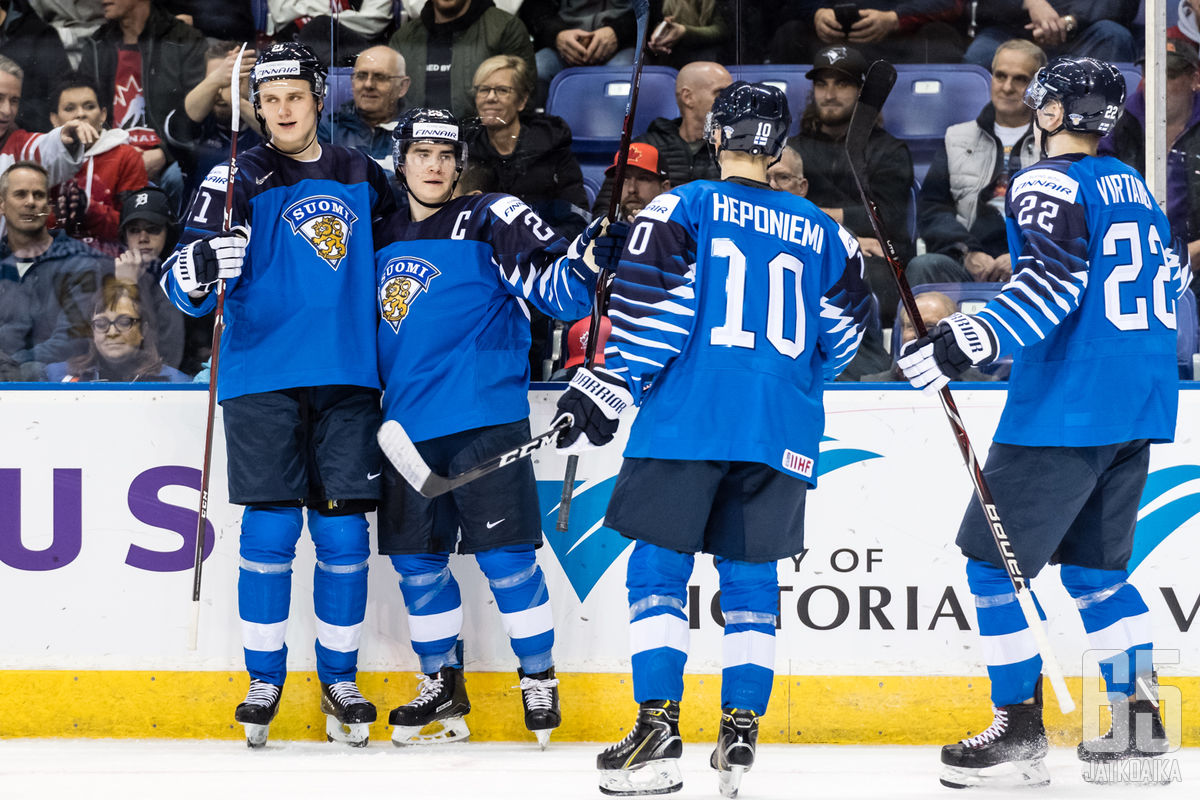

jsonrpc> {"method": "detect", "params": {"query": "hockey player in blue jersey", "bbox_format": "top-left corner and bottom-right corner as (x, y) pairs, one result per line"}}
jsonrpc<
(555, 82), (873, 797)
(162, 42), (397, 748)
(374, 108), (624, 747)
(898, 57), (1188, 788)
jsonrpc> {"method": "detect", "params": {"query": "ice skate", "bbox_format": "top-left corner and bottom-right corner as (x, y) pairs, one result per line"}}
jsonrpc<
(710, 708), (758, 798)
(940, 682), (1048, 789)
(597, 700), (683, 796)
(516, 667), (560, 748)
(234, 679), (282, 748)
(389, 666), (471, 745)
(320, 681), (376, 747)
(1079, 673), (1175, 785)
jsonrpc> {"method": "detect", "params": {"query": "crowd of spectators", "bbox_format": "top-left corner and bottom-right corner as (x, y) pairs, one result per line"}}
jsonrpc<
(0, 0), (1192, 384)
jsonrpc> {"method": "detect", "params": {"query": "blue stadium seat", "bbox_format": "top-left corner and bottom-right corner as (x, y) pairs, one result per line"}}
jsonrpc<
(581, 171), (600, 209)
(322, 66), (354, 127)
(882, 64), (992, 183)
(1112, 62), (1143, 97)
(1177, 287), (1199, 379)
(727, 65), (812, 136)
(891, 282), (1011, 377)
(252, 0), (269, 33)
(547, 66), (680, 156)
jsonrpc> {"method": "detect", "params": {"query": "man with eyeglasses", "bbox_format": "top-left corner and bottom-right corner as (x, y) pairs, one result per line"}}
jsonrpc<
(317, 45), (411, 172)
(765, 145), (809, 197)
(389, 0), (534, 119)
(0, 160), (109, 376)
(113, 187), (185, 371)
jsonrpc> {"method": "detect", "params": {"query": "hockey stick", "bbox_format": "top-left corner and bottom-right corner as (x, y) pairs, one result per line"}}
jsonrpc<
(556, 0), (652, 532)
(379, 418), (572, 498)
(189, 43), (248, 651)
(846, 60), (1074, 714)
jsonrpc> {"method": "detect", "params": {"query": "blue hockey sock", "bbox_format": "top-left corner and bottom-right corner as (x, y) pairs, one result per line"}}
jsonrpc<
(308, 510), (370, 684)
(1061, 565), (1153, 698)
(390, 553), (463, 674)
(238, 505), (303, 686)
(476, 545), (555, 674)
(966, 557), (1045, 706)
(626, 541), (694, 704)
(716, 557), (778, 715)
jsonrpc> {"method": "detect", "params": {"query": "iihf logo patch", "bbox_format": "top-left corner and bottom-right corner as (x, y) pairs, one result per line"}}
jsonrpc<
(379, 256), (440, 331)
(283, 195), (359, 270)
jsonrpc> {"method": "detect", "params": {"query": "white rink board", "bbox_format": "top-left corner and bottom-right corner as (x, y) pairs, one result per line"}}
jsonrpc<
(1, 385), (1198, 676)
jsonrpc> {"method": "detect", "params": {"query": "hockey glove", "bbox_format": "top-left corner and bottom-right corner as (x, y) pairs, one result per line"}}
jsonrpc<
(553, 366), (633, 454)
(172, 226), (249, 294)
(568, 217), (629, 276)
(897, 312), (998, 395)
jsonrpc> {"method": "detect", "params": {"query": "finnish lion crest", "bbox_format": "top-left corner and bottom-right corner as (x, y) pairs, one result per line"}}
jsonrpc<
(380, 256), (440, 332)
(284, 195), (359, 269)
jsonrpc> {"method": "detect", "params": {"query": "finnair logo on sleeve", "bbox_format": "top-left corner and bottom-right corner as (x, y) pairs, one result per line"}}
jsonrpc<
(490, 195), (528, 223)
(638, 193), (680, 222)
(412, 123), (459, 140)
(200, 164), (230, 192)
(253, 60), (301, 81)
(783, 449), (814, 478)
(1011, 169), (1079, 203)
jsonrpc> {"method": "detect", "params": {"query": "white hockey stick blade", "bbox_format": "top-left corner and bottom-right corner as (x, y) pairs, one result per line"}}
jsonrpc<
(377, 420), (438, 496)
(1017, 590), (1075, 713)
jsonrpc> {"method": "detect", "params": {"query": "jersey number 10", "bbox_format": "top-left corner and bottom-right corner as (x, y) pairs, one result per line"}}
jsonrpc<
(707, 237), (807, 358)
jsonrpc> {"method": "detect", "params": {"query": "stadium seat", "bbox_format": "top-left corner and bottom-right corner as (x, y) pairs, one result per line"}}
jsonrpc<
(1177, 287), (1199, 379)
(1112, 62), (1143, 97)
(891, 282), (1011, 377)
(727, 65), (812, 136)
(581, 171), (601, 209)
(882, 64), (992, 183)
(546, 66), (680, 155)
(324, 66), (354, 117)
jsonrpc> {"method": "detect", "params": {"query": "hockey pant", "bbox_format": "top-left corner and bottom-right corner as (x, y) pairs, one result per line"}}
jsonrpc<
(238, 505), (370, 686)
(967, 557), (1153, 705)
(626, 540), (778, 715)
(389, 545), (555, 674)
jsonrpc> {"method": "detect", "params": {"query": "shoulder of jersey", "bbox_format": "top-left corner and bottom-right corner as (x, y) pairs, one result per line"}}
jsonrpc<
(478, 192), (532, 224)
(1009, 157), (1081, 204)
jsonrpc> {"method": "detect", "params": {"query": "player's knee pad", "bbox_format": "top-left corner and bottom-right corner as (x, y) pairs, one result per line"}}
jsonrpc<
(1061, 564), (1152, 691)
(627, 541), (694, 614)
(240, 505), (303, 566)
(715, 557), (779, 619)
(389, 553), (457, 613)
(476, 546), (545, 608)
(307, 508), (370, 566)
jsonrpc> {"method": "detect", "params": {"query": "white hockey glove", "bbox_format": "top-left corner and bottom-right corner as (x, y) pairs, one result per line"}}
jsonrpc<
(897, 312), (998, 395)
(568, 217), (629, 276)
(553, 366), (633, 454)
(172, 226), (249, 294)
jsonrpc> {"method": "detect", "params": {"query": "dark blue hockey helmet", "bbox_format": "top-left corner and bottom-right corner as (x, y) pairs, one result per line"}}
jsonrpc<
(705, 81), (791, 162)
(392, 108), (468, 206)
(250, 41), (327, 107)
(1023, 56), (1125, 135)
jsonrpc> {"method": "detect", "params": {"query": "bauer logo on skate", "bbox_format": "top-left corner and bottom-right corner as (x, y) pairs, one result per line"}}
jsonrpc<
(284, 196), (358, 270)
(379, 257), (440, 331)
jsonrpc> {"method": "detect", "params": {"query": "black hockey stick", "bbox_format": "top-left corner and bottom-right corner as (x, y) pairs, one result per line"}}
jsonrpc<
(846, 60), (1074, 713)
(189, 43), (248, 651)
(379, 418), (572, 498)
(556, 0), (652, 532)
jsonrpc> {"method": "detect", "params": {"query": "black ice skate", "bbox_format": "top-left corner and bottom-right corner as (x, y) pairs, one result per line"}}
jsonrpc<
(320, 681), (376, 747)
(710, 708), (758, 798)
(516, 667), (561, 748)
(1079, 673), (1175, 785)
(597, 700), (683, 796)
(940, 682), (1048, 789)
(389, 666), (471, 745)
(234, 679), (282, 748)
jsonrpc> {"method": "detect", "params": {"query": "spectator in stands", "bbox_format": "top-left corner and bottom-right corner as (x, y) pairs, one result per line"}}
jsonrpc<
(78, 0), (207, 210)
(1102, 36), (1200, 280)
(28, 1), (104, 70)
(521, 0), (638, 101)
(163, 41), (261, 207)
(646, 0), (732, 69)
(766, 144), (809, 196)
(268, 0), (393, 67)
(46, 275), (187, 382)
(113, 186), (184, 370)
(160, 0), (255, 42)
(1171, 0), (1200, 45)
(591, 61), (731, 216)
(391, 0), (534, 120)
(771, 1), (964, 65)
(962, 0), (1137, 70)
(318, 45), (410, 168)
(789, 45), (913, 328)
(602, 142), (670, 222)
(0, 270), (34, 378)
(465, 54), (589, 239)
(47, 72), (148, 253)
(0, 0), (71, 132)
(859, 290), (998, 381)
(0, 161), (108, 372)
(907, 39), (1045, 286)
(549, 315), (611, 382)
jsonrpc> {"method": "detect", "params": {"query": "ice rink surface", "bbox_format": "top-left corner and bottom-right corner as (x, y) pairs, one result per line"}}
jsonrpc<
(0, 740), (1194, 800)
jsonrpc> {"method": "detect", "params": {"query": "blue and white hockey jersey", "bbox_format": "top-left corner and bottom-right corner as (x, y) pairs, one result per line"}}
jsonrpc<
(162, 145), (395, 401)
(375, 192), (597, 442)
(606, 178), (872, 485)
(977, 154), (1190, 447)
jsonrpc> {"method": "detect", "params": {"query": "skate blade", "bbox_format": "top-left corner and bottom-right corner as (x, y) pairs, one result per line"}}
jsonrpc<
(1081, 756), (1179, 785)
(391, 716), (471, 746)
(325, 715), (371, 747)
(939, 758), (1050, 789)
(598, 760), (683, 796)
(534, 728), (552, 749)
(717, 764), (746, 798)
(242, 723), (270, 749)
